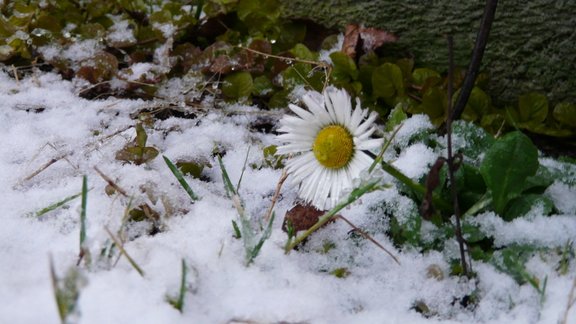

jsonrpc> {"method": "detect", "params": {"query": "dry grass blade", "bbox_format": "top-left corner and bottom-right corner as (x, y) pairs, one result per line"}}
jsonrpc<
(94, 166), (128, 197)
(104, 226), (145, 277)
(561, 277), (576, 324)
(263, 169), (288, 223)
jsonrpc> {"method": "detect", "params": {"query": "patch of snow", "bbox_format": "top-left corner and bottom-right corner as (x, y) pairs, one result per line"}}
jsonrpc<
(0, 69), (575, 324)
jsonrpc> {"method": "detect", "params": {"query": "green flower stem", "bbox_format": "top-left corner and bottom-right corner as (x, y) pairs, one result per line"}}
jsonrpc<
(380, 161), (452, 212)
(285, 180), (380, 253)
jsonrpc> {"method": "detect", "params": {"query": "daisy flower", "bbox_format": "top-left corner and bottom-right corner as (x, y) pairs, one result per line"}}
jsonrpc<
(276, 87), (382, 210)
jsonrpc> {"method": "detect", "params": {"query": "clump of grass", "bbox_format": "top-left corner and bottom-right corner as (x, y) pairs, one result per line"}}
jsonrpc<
(218, 154), (275, 266)
(50, 256), (86, 324)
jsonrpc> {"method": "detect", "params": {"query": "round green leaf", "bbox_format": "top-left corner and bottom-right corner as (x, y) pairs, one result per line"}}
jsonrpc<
(553, 102), (576, 127)
(518, 92), (549, 124)
(222, 71), (253, 99)
(372, 63), (404, 99)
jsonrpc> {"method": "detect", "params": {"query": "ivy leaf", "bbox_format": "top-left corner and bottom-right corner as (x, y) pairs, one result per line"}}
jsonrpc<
(372, 63), (404, 99)
(480, 131), (539, 215)
(222, 71), (253, 99)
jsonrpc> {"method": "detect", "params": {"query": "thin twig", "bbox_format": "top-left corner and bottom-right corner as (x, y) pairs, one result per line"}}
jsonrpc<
(264, 169), (288, 223)
(93, 166), (129, 197)
(336, 215), (400, 265)
(447, 35), (468, 276)
(237, 45), (330, 68)
(21, 158), (60, 183)
(450, 0), (498, 121)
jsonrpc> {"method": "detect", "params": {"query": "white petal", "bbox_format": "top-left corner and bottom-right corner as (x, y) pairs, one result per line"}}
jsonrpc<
(288, 104), (314, 120)
(354, 111), (378, 137)
(276, 143), (312, 154)
(355, 138), (383, 151)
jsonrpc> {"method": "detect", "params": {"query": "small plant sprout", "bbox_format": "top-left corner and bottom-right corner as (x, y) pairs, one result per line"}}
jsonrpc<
(218, 155), (275, 266)
(163, 155), (199, 202)
(276, 86), (383, 210)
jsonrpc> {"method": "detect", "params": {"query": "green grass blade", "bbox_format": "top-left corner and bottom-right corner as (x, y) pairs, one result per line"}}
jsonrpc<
(80, 176), (88, 250)
(236, 147), (250, 192)
(35, 191), (83, 217)
(217, 155), (237, 196)
(232, 220), (241, 239)
(163, 155), (199, 201)
(176, 259), (187, 312)
(247, 212), (275, 265)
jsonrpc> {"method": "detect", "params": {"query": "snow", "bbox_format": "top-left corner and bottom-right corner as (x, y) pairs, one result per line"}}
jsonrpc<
(0, 69), (575, 324)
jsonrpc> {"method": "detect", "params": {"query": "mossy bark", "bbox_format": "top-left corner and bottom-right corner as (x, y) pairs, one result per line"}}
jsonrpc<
(281, 0), (576, 105)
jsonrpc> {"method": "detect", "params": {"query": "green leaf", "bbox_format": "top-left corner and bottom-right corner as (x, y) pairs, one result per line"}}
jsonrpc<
(291, 43), (315, 60)
(412, 68), (441, 86)
(553, 102), (576, 128)
(452, 120), (495, 160)
(480, 131), (539, 215)
(518, 92), (548, 124)
(503, 194), (554, 221)
(413, 86), (446, 125)
(386, 103), (407, 131)
(135, 123), (148, 148)
(372, 63), (404, 99)
(330, 51), (358, 85)
(252, 75), (274, 97)
(222, 71), (253, 99)
(461, 87), (491, 122)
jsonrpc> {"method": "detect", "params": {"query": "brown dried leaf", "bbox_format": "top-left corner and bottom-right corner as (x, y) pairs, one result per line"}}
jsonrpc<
(420, 157), (446, 219)
(282, 202), (333, 233)
(342, 24), (361, 58)
(341, 24), (398, 59)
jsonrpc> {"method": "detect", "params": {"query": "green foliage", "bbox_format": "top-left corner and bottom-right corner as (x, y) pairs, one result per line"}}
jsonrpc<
(381, 120), (572, 287)
(218, 155), (274, 265)
(222, 71), (253, 100)
(480, 131), (539, 215)
(116, 124), (159, 165)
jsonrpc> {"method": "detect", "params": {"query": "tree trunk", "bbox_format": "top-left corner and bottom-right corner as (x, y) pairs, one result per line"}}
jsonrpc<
(281, 0), (576, 105)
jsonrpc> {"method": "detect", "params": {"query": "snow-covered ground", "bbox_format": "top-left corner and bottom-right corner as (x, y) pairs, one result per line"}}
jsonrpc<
(1, 70), (575, 324)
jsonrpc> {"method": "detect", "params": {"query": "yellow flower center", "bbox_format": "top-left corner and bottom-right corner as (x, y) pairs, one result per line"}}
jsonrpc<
(313, 125), (354, 169)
